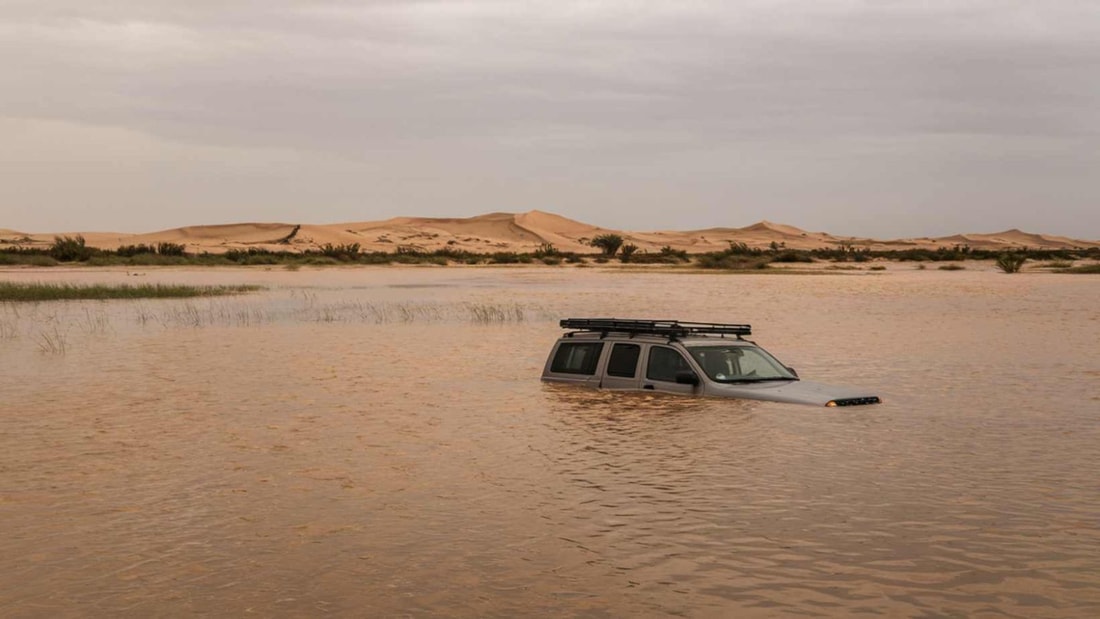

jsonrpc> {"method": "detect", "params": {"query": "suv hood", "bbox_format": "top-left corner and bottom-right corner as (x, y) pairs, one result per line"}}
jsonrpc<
(707, 379), (880, 407)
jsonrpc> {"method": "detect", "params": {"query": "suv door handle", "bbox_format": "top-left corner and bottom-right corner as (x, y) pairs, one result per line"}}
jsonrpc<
(643, 384), (655, 390)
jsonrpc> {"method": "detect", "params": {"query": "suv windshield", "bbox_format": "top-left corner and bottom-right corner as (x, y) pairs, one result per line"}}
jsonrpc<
(687, 345), (797, 383)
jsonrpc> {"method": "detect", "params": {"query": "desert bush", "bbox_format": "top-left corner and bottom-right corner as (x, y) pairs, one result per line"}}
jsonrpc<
(996, 253), (1027, 273)
(938, 264), (966, 271)
(660, 246), (689, 261)
(431, 247), (475, 262)
(157, 242), (187, 256)
(0, 252), (58, 266)
(487, 252), (531, 264)
(771, 251), (814, 263)
(533, 243), (559, 258)
(50, 235), (94, 262)
(126, 254), (191, 266)
(626, 252), (687, 264)
(319, 243), (361, 261)
(697, 242), (773, 270)
(696, 254), (770, 270)
(116, 244), (158, 257)
(725, 242), (764, 256)
(223, 248), (288, 264)
(589, 234), (624, 257)
(619, 243), (638, 262)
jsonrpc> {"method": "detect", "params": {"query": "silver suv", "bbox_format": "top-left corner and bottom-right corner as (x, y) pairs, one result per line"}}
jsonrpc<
(541, 319), (880, 407)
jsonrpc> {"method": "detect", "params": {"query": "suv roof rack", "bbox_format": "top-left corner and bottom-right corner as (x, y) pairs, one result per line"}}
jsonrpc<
(560, 318), (751, 339)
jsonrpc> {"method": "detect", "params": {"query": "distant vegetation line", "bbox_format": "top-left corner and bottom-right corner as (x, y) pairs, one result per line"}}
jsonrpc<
(0, 281), (261, 302)
(0, 235), (1098, 271)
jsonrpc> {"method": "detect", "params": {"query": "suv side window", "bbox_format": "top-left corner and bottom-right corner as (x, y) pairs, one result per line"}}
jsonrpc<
(646, 346), (691, 382)
(606, 343), (641, 378)
(550, 342), (604, 375)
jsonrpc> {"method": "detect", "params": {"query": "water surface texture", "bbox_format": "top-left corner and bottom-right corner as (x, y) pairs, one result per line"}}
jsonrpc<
(2, 267), (1099, 617)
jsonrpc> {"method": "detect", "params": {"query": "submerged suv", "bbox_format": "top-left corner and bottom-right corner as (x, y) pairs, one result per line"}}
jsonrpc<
(541, 319), (880, 407)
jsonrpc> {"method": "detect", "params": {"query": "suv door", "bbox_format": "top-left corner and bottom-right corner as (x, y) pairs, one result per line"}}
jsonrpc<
(600, 342), (642, 390)
(642, 345), (698, 395)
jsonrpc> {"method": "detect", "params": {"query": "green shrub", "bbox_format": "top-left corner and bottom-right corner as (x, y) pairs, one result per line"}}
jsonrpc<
(659, 246), (689, 261)
(157, 242), (187, 256)
(533, 243), (558, 258)
(319, 243), (361, 261)
(619, 243), (638, 262)
(116, 244), (158, 257)
(696, 254), (770, 270)
(487, 252), (532, 264)
(996, 253), (1027, 273)
(626, 252), (687, 264)
(0, 282), (261, 302)
(50, 235), (94, 262)
(771, 251), (814, 263)
(589, 234), (624, 257)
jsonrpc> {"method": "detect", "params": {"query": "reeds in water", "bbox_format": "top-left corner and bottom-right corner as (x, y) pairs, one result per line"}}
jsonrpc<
(0, 282), (261, 302)
(467, 303), (526, 323)
(36, 325), (67, 354)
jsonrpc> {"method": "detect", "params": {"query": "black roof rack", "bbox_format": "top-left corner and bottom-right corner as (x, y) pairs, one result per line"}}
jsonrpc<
(560, 318), (751, 339)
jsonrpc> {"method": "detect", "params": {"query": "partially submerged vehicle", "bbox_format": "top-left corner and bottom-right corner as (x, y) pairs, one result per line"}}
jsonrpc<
(541, 318), (880, 407)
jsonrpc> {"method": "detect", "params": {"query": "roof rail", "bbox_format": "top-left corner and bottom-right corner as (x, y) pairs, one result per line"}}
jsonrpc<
(559, 318), (751, 338)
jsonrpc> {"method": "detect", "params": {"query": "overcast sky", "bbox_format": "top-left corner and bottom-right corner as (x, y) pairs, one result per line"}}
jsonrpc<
(2, 1), (1098, 238)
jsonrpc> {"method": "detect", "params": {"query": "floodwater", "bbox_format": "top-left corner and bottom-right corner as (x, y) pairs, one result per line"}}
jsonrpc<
(1, 266), (1098, 618)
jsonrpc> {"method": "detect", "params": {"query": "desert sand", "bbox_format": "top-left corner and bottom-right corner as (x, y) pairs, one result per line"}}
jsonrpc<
(2, 210), (1097, 254)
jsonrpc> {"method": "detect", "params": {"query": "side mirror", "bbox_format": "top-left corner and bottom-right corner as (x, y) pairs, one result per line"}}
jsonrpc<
(785, 366), (798, 378)
(675, 370), (700, 386)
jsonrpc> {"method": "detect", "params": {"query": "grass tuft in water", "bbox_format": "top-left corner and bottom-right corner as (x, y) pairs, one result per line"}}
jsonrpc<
(1056, 263), (1100, 274)
(467, 303), (526, 323)
(36, 326), (67, 354)
(0, 282), (262, 302)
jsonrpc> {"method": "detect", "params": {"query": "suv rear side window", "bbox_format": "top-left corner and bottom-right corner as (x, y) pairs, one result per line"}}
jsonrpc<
(550, 342), (604, 375)
(606, 343), (641, 378)
(646, 346), (691, 382)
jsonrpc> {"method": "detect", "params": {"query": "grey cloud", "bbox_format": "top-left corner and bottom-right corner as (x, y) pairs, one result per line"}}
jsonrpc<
(1, 1), (1098, 237)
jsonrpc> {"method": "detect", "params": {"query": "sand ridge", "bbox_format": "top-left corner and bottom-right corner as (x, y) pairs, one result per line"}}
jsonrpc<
(2, 211), (1098, 254)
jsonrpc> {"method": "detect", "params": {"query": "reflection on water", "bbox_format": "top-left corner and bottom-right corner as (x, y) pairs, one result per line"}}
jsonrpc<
(2, 267), (1099, 617)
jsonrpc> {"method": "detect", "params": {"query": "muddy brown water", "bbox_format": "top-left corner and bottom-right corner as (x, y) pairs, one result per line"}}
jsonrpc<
(2, 266), (1099, 617)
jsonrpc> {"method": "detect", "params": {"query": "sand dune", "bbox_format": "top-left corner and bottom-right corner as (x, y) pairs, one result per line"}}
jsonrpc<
(3, 211), (1098, 254)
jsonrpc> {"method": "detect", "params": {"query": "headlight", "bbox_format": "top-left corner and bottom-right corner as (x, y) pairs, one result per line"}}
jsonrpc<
(825, 400), (838, 407)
